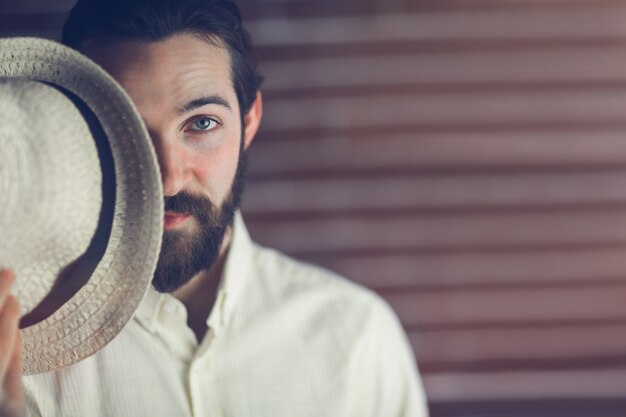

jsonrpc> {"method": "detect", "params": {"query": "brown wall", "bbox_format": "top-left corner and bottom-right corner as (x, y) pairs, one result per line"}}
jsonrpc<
(3, 0), (626, 415)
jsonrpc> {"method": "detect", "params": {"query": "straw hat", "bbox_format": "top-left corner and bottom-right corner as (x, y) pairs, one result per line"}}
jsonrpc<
(0, 37), (163, 375)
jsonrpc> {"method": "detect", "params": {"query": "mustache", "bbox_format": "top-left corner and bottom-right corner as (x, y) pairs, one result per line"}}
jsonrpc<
(163, 192), (215, 221)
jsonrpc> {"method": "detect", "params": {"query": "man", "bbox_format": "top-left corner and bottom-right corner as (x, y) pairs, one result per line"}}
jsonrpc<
(0, 0), (428, 415)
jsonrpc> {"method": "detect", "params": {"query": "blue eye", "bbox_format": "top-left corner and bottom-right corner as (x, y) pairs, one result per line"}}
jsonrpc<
(190, 117), (218, 131)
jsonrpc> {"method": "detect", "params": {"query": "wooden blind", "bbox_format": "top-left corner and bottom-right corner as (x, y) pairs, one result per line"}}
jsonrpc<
(3, 0), (626, 415)
(237, 0), (626, 415)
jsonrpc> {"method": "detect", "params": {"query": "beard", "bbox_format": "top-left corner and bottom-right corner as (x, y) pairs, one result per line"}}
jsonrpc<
(151, 150), (247, 293)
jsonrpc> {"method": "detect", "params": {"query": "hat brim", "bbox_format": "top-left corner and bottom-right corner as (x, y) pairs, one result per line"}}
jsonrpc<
(0, 37), (163, 375)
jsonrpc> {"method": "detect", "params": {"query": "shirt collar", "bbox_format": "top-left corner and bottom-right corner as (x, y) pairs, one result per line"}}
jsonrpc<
(134, 211), (254, 335)
(206, 211), (253, 333)
(134, 284), (163, 333)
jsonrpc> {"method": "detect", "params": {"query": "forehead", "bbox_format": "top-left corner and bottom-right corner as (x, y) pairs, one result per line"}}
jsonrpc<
(85, 34), (237, 114)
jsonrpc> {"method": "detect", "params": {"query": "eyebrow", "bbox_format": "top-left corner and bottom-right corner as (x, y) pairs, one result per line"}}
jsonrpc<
(177, 95), (232, 115)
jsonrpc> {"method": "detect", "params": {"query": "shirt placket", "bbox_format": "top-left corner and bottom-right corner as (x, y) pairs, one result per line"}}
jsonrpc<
(188, 289), (228, 417)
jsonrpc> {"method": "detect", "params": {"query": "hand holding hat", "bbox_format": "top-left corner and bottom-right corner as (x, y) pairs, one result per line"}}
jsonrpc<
(0, 269), (25, 417)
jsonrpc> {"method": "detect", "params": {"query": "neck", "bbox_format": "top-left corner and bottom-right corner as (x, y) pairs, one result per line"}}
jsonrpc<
(172, 227), (233, 343)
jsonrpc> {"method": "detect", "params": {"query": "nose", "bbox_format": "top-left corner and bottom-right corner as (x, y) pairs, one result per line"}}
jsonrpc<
(150, 131), (192, 197)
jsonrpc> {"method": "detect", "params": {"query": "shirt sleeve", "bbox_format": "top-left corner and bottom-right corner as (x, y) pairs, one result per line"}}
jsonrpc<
(349, 295), (430, 417)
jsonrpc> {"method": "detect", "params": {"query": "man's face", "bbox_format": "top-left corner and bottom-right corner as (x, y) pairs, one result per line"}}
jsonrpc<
(86, 34), (258, 292)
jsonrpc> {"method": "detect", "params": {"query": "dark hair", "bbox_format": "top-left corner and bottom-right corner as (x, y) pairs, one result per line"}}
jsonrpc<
(61, 0), (263, 115)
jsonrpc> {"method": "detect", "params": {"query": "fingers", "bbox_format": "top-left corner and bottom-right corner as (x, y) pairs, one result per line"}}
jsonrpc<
(0, 270), (19, 380)
(0, 271), (14, 312)
(3, 330), (23, 407)
(0, 270), (25, 417)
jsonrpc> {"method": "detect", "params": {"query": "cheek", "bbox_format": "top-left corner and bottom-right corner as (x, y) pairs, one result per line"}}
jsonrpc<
(189, 138), (240, 200)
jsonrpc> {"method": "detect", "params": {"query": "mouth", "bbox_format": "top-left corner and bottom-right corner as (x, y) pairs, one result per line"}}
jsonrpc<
(163, 211), (191, 230)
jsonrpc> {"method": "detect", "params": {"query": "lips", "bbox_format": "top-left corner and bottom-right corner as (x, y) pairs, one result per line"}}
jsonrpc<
(163, 211), (191, 229)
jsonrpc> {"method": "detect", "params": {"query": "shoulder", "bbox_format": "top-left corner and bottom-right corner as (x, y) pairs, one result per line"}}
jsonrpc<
(244, 242), (401, 344)
(239, 244), (427, 415)
(254, 243), (381, 304)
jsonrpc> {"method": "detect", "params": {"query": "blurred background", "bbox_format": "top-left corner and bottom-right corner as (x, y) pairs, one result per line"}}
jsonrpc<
(4, 0), (626, 415)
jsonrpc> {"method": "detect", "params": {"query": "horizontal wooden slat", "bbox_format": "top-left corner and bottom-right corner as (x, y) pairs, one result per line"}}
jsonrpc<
(424, 368), (626, 401)
(261, 89), (626, 132)
(301, 247), (626, 289)
(246, 6), (626, 46)
(430, 399), (626, 417)
(244, 171), (626, 214)
(240, 0), (382, 20)
(385, 284), (626, 327)
(246, 209), (626, 254)
(241, 0), (626, 20)
(0, 13), (65, 33)
(260, 48), (626, 91)
(412, 324), (626, 365)
(0, 1), (74, 13)
(420, 354), (626, 373)
(256, 40), (626, 64)
(248, 129), (626, 175)
(0, 30), (58, 39)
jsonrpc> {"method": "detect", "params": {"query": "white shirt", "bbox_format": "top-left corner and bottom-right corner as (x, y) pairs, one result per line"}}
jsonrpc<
(23, 213), (428, 416)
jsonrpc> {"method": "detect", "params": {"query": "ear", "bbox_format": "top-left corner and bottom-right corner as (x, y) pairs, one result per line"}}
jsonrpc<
(243, 91), (263, 151)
